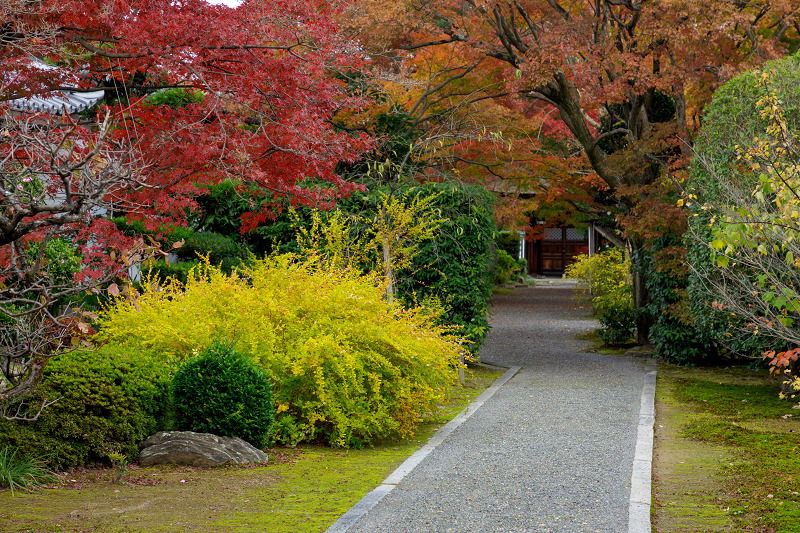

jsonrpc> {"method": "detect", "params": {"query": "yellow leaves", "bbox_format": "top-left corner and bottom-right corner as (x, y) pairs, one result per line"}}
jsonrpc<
(98, 256), (464, 447)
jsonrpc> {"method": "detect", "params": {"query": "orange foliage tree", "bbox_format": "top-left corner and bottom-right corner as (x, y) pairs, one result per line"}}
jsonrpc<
(346, 0), (799, 341)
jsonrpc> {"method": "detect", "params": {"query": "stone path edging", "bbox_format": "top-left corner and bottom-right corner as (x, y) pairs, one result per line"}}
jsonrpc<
(628, 363), (657, 533)
(324, 365), (522, 533)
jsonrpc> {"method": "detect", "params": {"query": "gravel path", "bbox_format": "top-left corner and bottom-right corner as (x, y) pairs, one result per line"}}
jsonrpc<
(339, 286), (651, 533)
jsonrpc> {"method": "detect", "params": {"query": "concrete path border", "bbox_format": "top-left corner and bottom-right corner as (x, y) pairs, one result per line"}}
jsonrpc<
(628, 363), (657, 533)
(324, 365), (522, 533)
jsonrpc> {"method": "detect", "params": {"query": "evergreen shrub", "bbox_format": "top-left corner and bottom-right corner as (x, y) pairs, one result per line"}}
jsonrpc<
(494, 231), (520, 258)
(393, 182), (496, 353)
(0, 346), (171, 470)
(493, 249), (521, 285)
(172, 339), (275, 447)
(642, 238), (716, 364)
(685, 52), (800, 359)
(176, 231), (247, 271)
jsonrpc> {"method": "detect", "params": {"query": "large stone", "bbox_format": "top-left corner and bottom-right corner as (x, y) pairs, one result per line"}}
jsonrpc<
(139, 431), (269, 467)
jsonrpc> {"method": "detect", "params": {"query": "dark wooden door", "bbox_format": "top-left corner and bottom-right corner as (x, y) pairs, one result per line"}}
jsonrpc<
(539, 227), (589, 275)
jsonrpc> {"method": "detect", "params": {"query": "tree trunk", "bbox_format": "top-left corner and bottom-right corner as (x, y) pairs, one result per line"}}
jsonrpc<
(382, 231), (395, 304)
(627, 238), (653, 345)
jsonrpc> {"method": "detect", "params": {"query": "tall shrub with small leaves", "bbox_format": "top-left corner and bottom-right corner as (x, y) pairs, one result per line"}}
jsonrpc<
(97, 256), (464, 447)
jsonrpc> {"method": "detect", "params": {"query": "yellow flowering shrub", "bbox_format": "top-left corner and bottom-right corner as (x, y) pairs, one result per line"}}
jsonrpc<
(564, 249), (632, 313)
(97, 256), (464, 447)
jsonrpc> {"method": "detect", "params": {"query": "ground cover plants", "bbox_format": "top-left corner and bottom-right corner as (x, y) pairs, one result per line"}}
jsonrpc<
(0, 446), (52, 496)
(0, 365), (504, 533)
(653, 364), (800, 533)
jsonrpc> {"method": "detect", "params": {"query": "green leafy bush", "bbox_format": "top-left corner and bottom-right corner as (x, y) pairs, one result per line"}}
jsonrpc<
(97, 257), (464, 447)
(111, 216), (195, 248)
(685, 52), (800, 360)
(145, 88), (204, 108)
(598, 307), (637, 345)
(144, 259), (201, 285)
(393, 182), (496, 352)
(641, 238), (717, 364)
(494, 231), (520, 258)
(172, 339), (275, 447)
(0, 346), (172, 470)
(493, 249), (521, 285)
(565, 249), (635, 345)
(176, 231), (248, 272)
(26, 237), (82, 286)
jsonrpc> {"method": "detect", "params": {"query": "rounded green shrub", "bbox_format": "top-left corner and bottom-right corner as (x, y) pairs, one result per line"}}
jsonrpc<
(177, 231), (247, 267)
(171, 339), (275, 448)
(685, 52), (800, 360)
(0, 346), (172, 470)
(598, 306), (637, 346)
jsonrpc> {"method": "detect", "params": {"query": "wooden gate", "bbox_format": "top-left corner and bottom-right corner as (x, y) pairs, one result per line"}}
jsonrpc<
(532, 227), (589, 276)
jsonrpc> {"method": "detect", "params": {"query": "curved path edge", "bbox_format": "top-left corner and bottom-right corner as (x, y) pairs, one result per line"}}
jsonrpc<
(324, 365), (523, 533)
(629, 363), (657, 533)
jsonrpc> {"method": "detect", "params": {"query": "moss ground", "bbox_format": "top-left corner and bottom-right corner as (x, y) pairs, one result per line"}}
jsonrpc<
(653, 364), (800, 533)
(0, 365), (505, 533)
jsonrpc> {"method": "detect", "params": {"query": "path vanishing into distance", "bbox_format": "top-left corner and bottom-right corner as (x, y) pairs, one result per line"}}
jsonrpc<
(327, 284), (657, 533)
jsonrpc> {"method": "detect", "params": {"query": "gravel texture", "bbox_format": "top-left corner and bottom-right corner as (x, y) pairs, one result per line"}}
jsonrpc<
(345, 287), (651, 533)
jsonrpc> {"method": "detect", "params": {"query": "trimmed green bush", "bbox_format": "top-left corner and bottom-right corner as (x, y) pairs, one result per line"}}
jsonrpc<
(685, 52), (800, 360)
(172, 339), (275, 448)
(0, 346), (172, 470)
(176, 231), (248, 272)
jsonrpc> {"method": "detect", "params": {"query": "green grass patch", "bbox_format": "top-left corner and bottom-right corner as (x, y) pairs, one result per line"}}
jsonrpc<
(0, 365), (505, 532)
(654, 364), (800, 533)
(492, 287), (514, 295)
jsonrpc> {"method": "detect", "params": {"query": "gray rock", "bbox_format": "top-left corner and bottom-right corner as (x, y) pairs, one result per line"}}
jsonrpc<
(139, 431), (268, 467)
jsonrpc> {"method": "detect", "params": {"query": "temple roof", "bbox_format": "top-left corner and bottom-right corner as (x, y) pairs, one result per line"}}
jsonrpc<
(8, 89), (105, 115)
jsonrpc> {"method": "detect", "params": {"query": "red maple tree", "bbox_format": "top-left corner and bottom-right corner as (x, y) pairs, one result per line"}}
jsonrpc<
(0, 0), (373, 414)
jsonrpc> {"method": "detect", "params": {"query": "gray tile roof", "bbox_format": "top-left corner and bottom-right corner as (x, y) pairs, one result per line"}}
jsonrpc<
(8, 89), (105, 115)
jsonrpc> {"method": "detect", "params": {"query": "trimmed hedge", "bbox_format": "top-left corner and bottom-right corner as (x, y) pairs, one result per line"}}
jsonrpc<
(685, 52), (800, 360)
(0, 346), (171, 470)
(172, 339), (275, 447)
